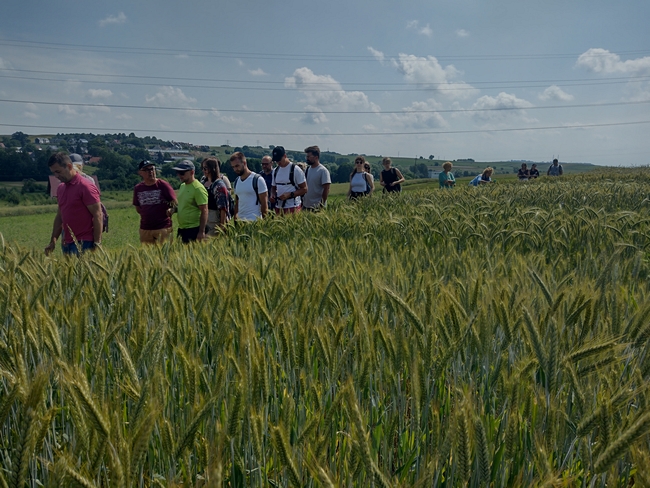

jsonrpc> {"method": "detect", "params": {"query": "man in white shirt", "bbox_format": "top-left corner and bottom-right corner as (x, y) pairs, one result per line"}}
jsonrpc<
(230, 151), (268, 221)
(302, 145), (331, 211)
(270, 146), (307, 215)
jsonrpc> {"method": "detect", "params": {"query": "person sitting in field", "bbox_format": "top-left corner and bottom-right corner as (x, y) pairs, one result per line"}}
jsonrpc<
(439, 161), (456, 189)
(529, 164), (540, 179)
(518, 163), (530, 180)
(469, 167), (494, 186)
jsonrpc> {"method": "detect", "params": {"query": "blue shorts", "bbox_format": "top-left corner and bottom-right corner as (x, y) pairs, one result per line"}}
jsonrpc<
(61, 240), (96, 255)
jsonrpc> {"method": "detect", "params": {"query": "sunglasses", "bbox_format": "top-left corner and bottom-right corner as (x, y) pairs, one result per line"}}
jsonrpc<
(176, 170), (188, 175)
(355, 161), (363, 164)
(141, 167), (155, 172)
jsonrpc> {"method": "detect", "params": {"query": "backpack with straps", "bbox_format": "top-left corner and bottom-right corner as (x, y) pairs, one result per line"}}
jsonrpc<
(233, 173), (262, 206)
(274, 163), (299, 207)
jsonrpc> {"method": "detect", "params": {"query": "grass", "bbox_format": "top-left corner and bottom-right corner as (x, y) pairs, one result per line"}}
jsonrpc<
(0, 167), (649, 486)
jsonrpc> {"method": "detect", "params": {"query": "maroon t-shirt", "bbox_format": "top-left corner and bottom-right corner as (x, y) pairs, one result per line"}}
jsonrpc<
(57, 173), (101, 244)
(133, 179), (176, 230)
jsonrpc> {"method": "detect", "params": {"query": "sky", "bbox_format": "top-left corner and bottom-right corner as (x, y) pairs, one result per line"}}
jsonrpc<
(0, 0), (649, 165)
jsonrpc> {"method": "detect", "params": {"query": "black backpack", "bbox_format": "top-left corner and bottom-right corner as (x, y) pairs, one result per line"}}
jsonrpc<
(273, 163), (298, 190)
(233, 173), (262, 206)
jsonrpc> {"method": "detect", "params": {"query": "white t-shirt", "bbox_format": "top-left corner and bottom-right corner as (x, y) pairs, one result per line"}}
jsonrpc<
(304, 164), (331, 209)
(272, 163), (306, 209)
(234, 173), (267, 221)
(350, 172), (373, 193)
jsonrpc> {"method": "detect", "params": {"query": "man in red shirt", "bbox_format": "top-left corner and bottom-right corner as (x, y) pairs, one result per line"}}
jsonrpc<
(133, 160), (177, 244)
(44, 152), (103, 255)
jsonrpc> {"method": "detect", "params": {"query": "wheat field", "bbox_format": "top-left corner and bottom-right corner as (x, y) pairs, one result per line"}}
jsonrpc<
(1, 170), (650, 486)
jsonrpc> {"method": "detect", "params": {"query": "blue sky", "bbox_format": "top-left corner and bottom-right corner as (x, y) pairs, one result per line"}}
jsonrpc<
(1, 0), (649, 165)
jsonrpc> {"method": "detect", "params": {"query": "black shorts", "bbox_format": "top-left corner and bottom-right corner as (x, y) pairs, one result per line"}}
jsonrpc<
(177, 226), (200, 243)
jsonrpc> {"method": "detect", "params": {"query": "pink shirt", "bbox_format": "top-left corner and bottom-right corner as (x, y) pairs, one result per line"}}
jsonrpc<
(57, 173), (101, 244)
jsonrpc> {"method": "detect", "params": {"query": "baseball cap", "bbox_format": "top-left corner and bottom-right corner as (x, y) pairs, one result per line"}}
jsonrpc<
(272, 146), (286, 162)
(172, 160), (195, 172)
(139, 160), (155, 170)
(69, 153), (84, 167)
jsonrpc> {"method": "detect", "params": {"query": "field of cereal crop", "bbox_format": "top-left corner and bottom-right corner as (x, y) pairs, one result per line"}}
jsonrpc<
(1, 169), (650, 486)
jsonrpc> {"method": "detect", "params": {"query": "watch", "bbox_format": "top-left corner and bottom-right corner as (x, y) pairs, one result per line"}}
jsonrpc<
(290, 191), (295, 198)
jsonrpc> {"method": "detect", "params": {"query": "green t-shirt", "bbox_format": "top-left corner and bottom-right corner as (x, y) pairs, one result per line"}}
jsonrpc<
(439, 171), (455, 189)
(176, 179), (208, 229)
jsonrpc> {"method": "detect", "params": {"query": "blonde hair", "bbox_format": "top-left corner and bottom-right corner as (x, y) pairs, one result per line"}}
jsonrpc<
(482, 167), (493, 176)
(442, 161), (453, 171)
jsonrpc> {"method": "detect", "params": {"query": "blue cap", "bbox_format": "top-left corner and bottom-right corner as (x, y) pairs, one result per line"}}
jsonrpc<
(172, 160), (195, 172)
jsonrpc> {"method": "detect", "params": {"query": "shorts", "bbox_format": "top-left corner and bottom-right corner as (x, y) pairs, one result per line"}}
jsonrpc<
(177, 226), (201, 243)
(139, 227), (173, 244)
(349, 191), (369, 200)
(275, 205), (301, 215)
(62, 240), (96, 255)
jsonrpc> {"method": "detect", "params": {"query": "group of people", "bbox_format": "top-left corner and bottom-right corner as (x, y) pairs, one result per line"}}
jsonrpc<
(44, 148), (565, 253)
(518, 159), (563, 180)
(44, 146), (334, 252)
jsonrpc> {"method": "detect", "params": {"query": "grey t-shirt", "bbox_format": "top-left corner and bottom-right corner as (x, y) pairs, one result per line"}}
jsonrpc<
(303, 164), (331, 209)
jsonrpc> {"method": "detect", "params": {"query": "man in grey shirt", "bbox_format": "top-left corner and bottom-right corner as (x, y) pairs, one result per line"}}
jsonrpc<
(303, 145), (331, 210)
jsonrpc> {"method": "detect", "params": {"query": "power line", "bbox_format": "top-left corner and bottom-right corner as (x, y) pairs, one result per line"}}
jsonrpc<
(2, 120), (649, 137)
(2, 97), (648, 115)
(0, 72), (645, 93)
(1, 67), (647, 87)
(2, 38), (649, 62)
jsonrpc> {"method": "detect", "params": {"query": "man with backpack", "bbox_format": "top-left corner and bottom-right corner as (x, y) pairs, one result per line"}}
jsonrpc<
(230, 151), (268, 221)
(547, 159), (564, 176)
(44, 152), (103, 255)
(270, 146), (307, 215)
(303, 145), (331, 211)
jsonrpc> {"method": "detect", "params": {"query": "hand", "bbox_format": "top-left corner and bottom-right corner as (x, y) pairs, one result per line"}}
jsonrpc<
(197, 230), (207, 241)
(44, 241), (56, 256)
(278, 192), (289, 201)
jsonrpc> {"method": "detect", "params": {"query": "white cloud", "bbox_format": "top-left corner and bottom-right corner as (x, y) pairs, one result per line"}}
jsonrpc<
(219, 115), (252, 128)
(0, 57), (7, 69)
(237, 59), (245, 67)
(456, 29), (469, 38)
(90, 104), (111, 113)
(285, 67), (379, 112)
(24, 112), (38, 119)
(185, 109), (207, 118)
(539, 85), (574, 102)
(576, 48), (650, 75)
(406, 20), (432, 37)
(88, 89), (113, 99)
(99, 12), (127, 27)
(471, 92), (534, 124)
(58, 105), (78, 116)
(368, 47), (385, 64)
(248, 68), (267, 76)
(175, 54), (189, 59)
(145, 86), (197, 106)
(116, 113), (132, 120)
(385, 98), (447, 129)
(58, 103), (110, 118)
(301, 106), (328, 125)
(391, 54), (477, 100)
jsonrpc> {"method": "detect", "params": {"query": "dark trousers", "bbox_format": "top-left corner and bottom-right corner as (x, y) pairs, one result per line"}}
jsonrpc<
(177, 226), (200, 244)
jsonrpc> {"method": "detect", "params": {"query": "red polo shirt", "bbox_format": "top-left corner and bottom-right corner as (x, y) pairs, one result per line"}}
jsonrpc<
(57, 173), (101, 244)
